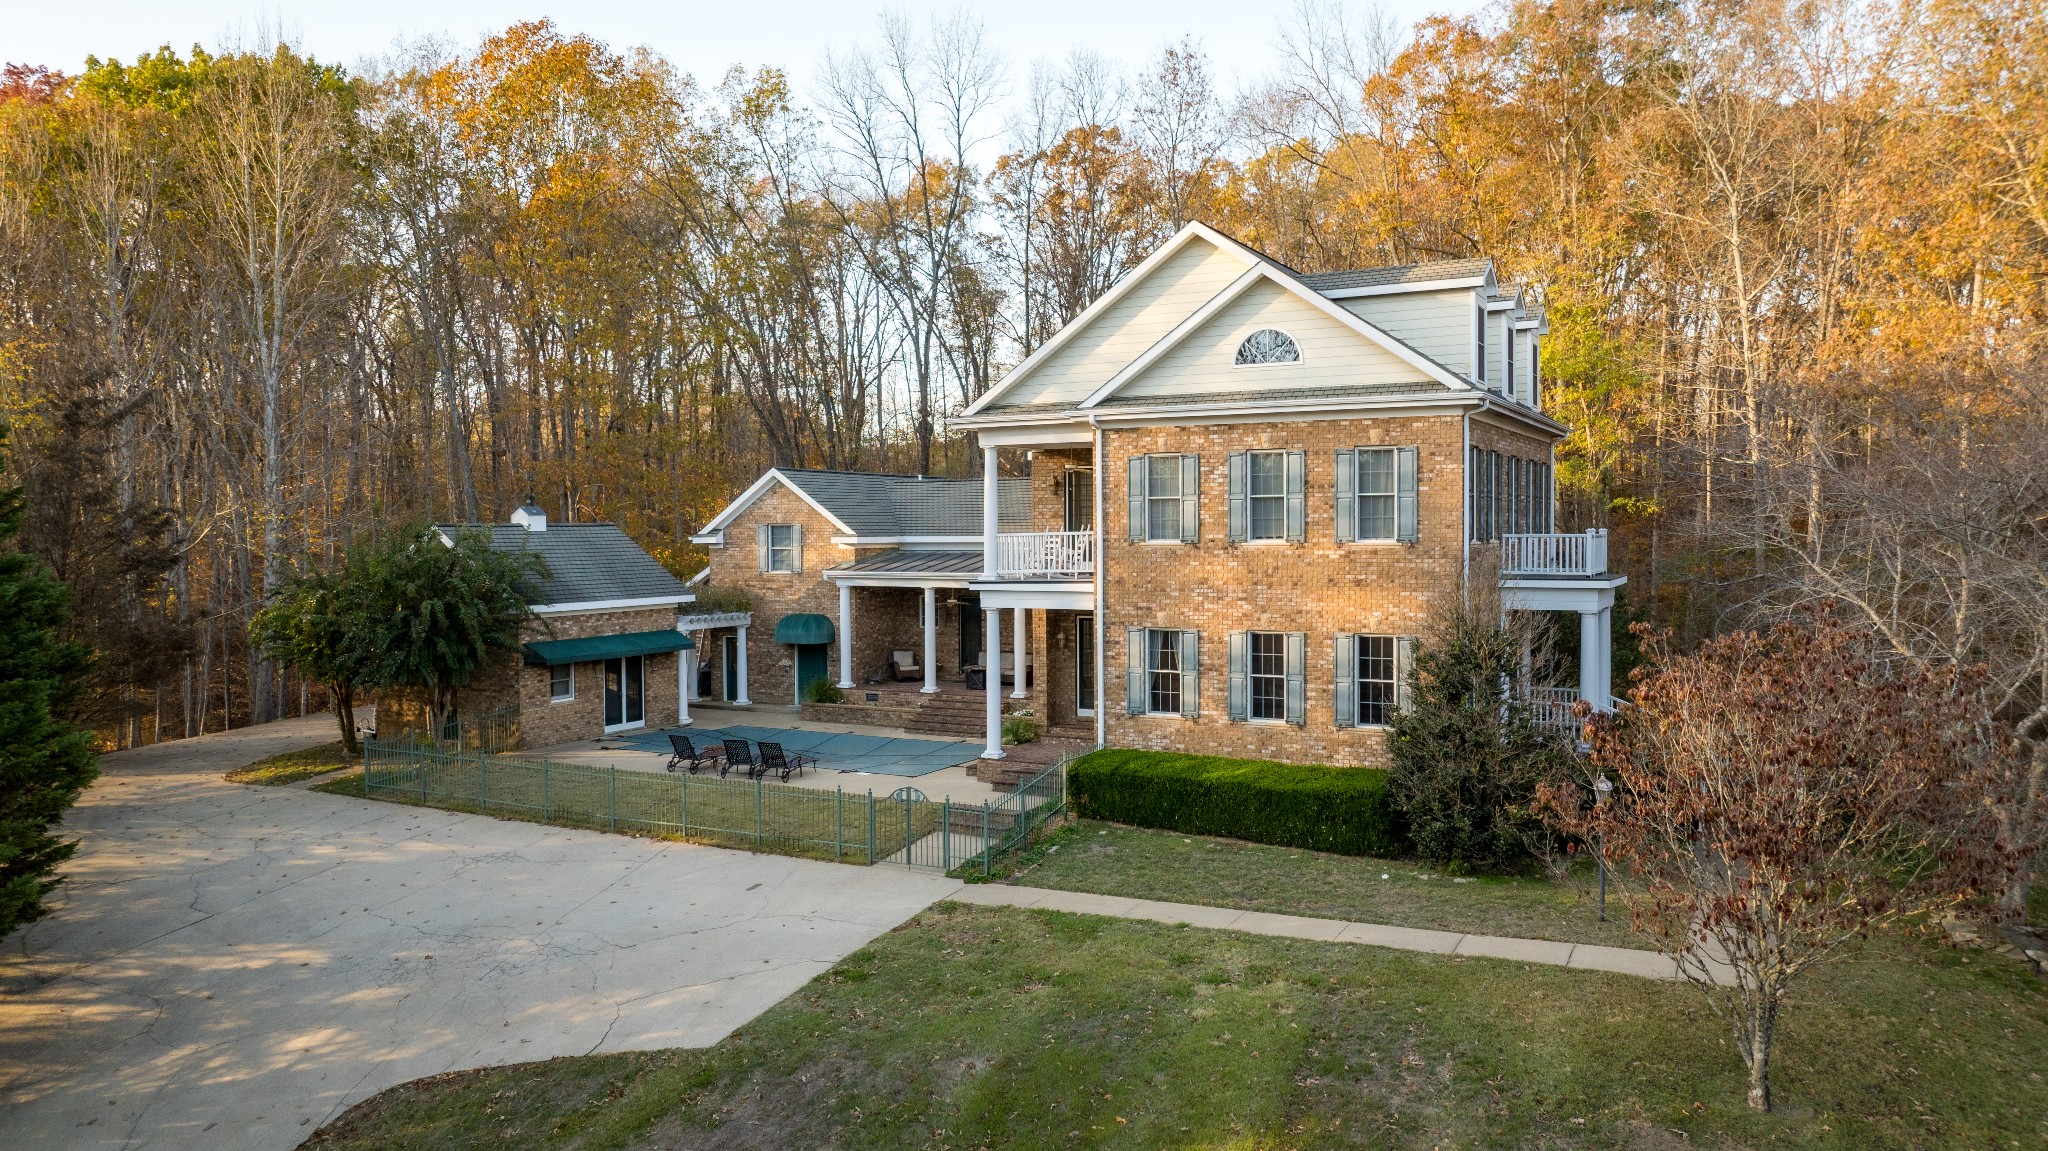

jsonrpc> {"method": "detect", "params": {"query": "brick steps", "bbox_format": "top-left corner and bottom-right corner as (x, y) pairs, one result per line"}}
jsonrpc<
(968, 739), (1089, 791)
(902, 692), (1020, 738)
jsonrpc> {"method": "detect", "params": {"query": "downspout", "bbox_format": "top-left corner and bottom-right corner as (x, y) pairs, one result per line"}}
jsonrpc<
(1461, 406), (1473, 609)
(1091, 415), (1107, 750)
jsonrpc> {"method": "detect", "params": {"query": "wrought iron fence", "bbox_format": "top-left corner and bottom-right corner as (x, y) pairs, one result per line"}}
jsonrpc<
(357, 740), (1071, 874)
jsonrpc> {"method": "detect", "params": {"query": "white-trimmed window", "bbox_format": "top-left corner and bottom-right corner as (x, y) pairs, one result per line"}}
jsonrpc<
(1475, 303), (1487, 386)
(549, 663), (574, 702)
(1234, 328), (1299, 365)
(1335, 634), (1412, 728)
(1127, 454), (1199, 543)
(1335, 446), (1418, 543)
(1228, 630), (1306, 725)
(1127, 627), (1199, 717)
(760, 523), (800, 572)
(1227, 450), (1305, 543)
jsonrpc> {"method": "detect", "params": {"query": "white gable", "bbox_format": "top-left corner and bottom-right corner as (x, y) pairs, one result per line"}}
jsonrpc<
(1115, 278), (1433, 400)
(982, 237), (1249, 409)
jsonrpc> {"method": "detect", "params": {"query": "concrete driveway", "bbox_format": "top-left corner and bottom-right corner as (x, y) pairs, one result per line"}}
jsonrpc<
(0, 717), (961, 1151)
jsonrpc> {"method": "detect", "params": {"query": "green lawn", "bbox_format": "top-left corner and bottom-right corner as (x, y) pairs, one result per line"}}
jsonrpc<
(305, 901), (2046, 1150)
(314, 755), (942, 864)
(225, 740), (358, 786)
(990, 818), (1642, 947)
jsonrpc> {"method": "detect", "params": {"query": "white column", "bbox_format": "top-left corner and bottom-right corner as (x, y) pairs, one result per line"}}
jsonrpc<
(1010, 606), (1028, 698)
(676, 630), (693, 726)
(983, 607), (1005, 759)
(836, 581), (856, 688)
(1578, 609), (1599, 713)
(921, 586), (939, 694)
(1596, 604), (1614, 712)
(982, 444), (1001, 579)
(734, 625), (753, 706)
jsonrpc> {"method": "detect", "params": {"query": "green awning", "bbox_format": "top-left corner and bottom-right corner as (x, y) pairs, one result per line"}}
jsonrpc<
(774, 613), (836, 645)
(522, 628), (693, 667)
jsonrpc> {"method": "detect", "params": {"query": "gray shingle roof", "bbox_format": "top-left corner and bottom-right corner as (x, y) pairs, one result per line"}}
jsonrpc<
(776, 471), (1030, 535)
(835, 549), (984, 575)
(438, 523), (689, 608)
(1297, 257), (1493, 293)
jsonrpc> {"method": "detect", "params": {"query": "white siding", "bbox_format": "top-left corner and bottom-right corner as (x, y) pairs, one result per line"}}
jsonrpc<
(1115, 279), (1431, 400)
(1340, 288), (1477, 379)
(987, 239), (1249, 409)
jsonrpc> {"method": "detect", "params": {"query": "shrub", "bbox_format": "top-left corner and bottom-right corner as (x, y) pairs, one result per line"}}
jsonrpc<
(1001, 714), (1040, 744)
(801, 678), (844, 704)
(686, 584), (752, 615)
(1068, 749), (1403, 856)
(1389, 580), (1574, 873)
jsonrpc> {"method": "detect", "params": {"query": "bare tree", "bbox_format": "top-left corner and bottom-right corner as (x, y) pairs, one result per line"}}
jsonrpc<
(1544, 613), (2006, 1112)
(185, 50), (352, 722)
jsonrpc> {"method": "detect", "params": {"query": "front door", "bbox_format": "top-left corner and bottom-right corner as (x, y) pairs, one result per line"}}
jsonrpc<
(795, 643), (829, 701)
(722, 634), (739, 700)
(1076, 613), (1096, 716)
(958, 600), (982, 666)
(604, 655), (645, 729)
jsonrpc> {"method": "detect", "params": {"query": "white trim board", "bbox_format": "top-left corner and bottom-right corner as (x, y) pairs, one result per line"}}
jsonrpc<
(528, 593), (696, 614)
(695, 469), (856, 537)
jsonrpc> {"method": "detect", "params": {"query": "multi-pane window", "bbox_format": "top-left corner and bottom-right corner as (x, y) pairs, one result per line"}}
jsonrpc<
(1146, 455), (1183, 541)
(1356, 447), (1398, 540)
(1356, 635), (1397, 727)
(765, 524), (799, 572)
(1235, 328), (1300, 365)
(1147, 629), (1183, 714)
(1247, 451), (1287, 541)
(1248, 632), (1286, 721)
(549, 663), (574, 702)
(1475, 304), (1487, 386)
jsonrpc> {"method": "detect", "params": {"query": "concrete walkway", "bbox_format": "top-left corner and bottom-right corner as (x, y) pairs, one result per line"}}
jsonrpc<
(0, 717), (960, 1151)
(948, 884), (1687, 981)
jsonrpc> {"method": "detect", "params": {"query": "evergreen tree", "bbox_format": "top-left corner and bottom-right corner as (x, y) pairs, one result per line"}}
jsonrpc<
(1389, 602), (1573, 873)
(250, 566), (375, 756)
(358, 527), (541, 723)
(0, 426), (99, 937)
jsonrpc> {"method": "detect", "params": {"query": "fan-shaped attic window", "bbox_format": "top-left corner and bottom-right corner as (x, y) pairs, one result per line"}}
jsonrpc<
(1235, 329), (1300, 366)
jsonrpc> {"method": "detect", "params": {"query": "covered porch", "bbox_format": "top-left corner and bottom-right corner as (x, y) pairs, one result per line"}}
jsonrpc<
(1497, 528), (1627, 736)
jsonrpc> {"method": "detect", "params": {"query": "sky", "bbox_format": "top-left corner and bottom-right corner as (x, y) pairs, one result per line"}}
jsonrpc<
(7, 1), (1485, 100)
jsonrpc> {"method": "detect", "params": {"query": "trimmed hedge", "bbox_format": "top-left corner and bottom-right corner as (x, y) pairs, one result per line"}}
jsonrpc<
(1067, 749), (1405, 857)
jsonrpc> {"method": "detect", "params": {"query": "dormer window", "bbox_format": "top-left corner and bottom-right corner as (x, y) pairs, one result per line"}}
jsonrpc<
(1234, 329), (1300, 366)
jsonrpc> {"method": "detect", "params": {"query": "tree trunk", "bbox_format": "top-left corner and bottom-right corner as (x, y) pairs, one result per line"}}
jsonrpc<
(1744, 998), (1777, 1112)
(334, 684), (360, 758)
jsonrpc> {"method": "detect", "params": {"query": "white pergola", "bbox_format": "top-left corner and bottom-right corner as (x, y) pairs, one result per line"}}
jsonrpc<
(673, 610), (753, 722)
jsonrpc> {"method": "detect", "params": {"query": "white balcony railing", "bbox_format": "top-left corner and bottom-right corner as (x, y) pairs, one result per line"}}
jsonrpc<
(994, 531), (1094, 579)
(1500, 529), (1608, 577)
(1522, 685), (1583, 737)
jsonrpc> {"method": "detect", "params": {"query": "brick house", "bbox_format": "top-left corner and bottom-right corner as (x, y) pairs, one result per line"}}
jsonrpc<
(416, 501), (697, 748)
(695, 223), (1624, 766)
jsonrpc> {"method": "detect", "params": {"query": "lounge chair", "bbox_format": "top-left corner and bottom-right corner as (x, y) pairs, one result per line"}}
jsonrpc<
(756, 741), (815, 781)
(665, 734), (723, 774)
(721, 738), (758, 778)
(888, 649), (921, 682)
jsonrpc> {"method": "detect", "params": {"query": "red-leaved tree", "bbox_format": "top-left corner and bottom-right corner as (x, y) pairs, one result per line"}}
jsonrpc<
(1540, 611), (2009, 1112)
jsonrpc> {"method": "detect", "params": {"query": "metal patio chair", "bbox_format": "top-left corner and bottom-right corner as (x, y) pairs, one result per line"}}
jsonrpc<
(665, 733), (723, 775)
(720, 738), (759, 778)
(756, 741), (816, 781)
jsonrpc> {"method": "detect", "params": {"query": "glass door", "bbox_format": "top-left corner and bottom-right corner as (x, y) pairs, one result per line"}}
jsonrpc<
(1076, 613), (1096, 716)
(1065, 469), (1095, 531)
(604, 655), (645, 729)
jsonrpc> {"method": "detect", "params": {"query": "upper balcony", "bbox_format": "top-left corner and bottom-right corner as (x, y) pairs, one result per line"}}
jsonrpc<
(992, 530), (1094, 579)
(1499, 529), (1609, 578)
